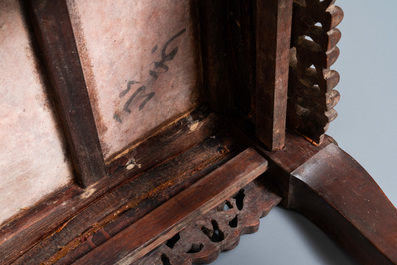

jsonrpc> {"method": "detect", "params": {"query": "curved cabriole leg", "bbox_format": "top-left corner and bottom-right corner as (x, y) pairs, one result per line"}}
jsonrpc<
(287, 143), (397, 265)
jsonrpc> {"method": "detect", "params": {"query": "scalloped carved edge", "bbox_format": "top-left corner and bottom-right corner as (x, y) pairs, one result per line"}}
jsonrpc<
(137, 180), (281, 265)
(288, 0), (343, 144)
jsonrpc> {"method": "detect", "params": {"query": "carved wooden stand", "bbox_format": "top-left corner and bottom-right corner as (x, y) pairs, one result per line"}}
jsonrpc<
(0, 0), (396, 265)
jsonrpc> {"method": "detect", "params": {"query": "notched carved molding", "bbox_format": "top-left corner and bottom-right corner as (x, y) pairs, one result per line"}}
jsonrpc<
(288, 0), (343, 145)
(137, 181), (281, 265)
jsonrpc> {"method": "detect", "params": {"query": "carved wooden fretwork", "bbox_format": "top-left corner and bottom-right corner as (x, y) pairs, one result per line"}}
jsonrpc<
(137, 181), (281, 265)
(288, 0), (343, 144)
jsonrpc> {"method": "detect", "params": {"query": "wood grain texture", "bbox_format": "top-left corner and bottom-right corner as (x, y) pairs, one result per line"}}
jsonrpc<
(288, 143), (397, 265)
(198, 0), (234, 113)
(288, 0), (343, 144)
(0, 183), (82, 265)
(0, 107), (220, 265)
(26, 0), (106, 187)
(14, 131), (238, 265)
(106, 105), (216, 176)
(225, 113), (336, 197)
(229, 116), (397, 264)
(137, 179), (281, 265)
(73, 148), (268, 265)
(45, 131), (238, 265)
(227, 0), (256, 116)
(256, 0), (293, 150)
(197, 0), (256, 116)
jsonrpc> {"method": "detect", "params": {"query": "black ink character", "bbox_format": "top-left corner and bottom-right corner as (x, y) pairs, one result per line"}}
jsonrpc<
(119, 80), (140, 98)
(114, 28), (187, 122)
(149, 28), (186, 80)
(123, 85), (155, 113)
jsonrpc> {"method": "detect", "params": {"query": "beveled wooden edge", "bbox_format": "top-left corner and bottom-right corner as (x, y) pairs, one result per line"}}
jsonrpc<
(25, 0), (106, 187)
(73, 148), (268, 265)
(0, 107), (221, 265)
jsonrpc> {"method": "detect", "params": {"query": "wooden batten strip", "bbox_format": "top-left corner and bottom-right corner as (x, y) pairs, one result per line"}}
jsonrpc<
(26, 0), (107, 187)
(73, 148), (268, 265)
(255, 0), (293, 150)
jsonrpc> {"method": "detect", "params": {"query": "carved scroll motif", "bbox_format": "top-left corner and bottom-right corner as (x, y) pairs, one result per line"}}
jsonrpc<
(288, 0), (343, 144)
(137, 182), (281, 265)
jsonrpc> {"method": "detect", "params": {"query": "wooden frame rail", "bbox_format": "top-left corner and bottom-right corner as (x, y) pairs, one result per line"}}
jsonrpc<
(26, 0), (106, 187)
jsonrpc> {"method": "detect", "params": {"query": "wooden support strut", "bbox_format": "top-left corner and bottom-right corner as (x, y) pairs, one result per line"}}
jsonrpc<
(26, 0), (107, 187)
(255, 0), (293, 150)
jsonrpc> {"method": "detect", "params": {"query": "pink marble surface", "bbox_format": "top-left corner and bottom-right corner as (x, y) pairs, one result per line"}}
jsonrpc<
(0, 0), (73, 225)
(67, 0), (201, 159)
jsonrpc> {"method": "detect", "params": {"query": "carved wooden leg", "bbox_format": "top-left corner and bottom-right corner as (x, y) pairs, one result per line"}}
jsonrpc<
(286, 143), (397, 265)
(231, 120), (397, 265)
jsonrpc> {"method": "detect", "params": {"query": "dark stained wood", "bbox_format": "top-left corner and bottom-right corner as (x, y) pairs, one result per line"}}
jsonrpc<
(287, 0), (343, 144)
(199, 0), (257, 117)
(255, 0), (293, 150)
(226, 0), (256, 116)
(225, 113), (336, 197)
(137, 179), (281, 265)
(27, 132), (238, 265)
(288, 143), (397, 265)
(26, 0), (106, 187)
(228, 113), (397, 264)
(106, 105), (216, 176)
(0, 107), (221, 265)
(2, 2), (396, 265)
(198, 0), (234, 113)
(73, 148), (268, 265)
(194, 1), (257, 117)
(0, 182), (83, 265)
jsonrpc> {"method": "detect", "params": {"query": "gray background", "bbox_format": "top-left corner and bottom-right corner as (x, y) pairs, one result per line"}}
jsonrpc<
(214, 1), (397, 264)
